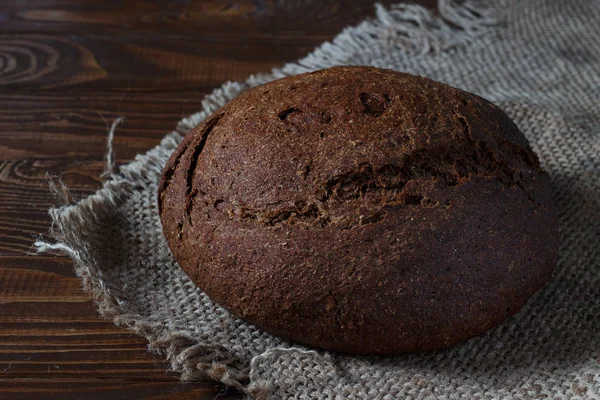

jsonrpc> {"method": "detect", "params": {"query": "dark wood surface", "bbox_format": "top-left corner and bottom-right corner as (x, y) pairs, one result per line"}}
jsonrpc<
(0, 1), (435, 398)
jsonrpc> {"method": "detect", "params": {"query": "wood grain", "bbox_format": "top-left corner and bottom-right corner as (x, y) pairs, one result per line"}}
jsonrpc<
(0, 1), (436, 398)
(0, 91), (208, 255)
(0, 159), (103, 255)
(2, 0), (436, 35)
(0, 34), (300, 91)
(0, 380), (237, 400)
(0, 92), (206, 159)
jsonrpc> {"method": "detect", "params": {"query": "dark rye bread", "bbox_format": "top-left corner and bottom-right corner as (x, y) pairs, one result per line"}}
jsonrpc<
(158, 66), (558, 355)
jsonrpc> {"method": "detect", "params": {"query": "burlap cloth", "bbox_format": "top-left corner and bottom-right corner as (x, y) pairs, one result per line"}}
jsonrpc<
(36, 0), (600, 398)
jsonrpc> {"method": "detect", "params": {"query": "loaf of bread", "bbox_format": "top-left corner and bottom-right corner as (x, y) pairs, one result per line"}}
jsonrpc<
(158, 66), (558, 355)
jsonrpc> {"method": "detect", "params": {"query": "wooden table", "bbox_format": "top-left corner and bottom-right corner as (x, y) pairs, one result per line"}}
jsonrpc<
(0, 1), (434, 398)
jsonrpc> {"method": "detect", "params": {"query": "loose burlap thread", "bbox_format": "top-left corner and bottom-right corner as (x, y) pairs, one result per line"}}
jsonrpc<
(36, 0), (600, 398)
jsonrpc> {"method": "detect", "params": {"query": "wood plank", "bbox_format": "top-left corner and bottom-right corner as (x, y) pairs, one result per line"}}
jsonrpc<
(0, 267), (84, 302)
(0, 91), (210, 256)
(1, 0), (430, 36)
(0, 0), (438, 92)
(0, 379), (239, 400)
(0, 256), (180, 382)
(0, 255), (75, 276)
(0, 159), (104, 255)
(0, 33), (312, 91)
(0, 257), (84, 306)
(0, 91), (203, 255)
(0, 256), (229, 384)
(0, 298), (178, 381)
(0, 92), (204, 160)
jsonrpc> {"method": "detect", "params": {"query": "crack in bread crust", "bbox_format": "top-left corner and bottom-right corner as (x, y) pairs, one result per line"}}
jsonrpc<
(195, 132), (542, 229)
(168, 71), (543, 232)
(183, 114), (223, 226)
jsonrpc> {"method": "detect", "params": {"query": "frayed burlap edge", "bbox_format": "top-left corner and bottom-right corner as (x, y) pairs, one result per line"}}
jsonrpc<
(34, 1), (509, 397)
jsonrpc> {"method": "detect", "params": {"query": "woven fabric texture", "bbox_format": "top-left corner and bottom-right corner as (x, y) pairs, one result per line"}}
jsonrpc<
(37, 0), (600, 398)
